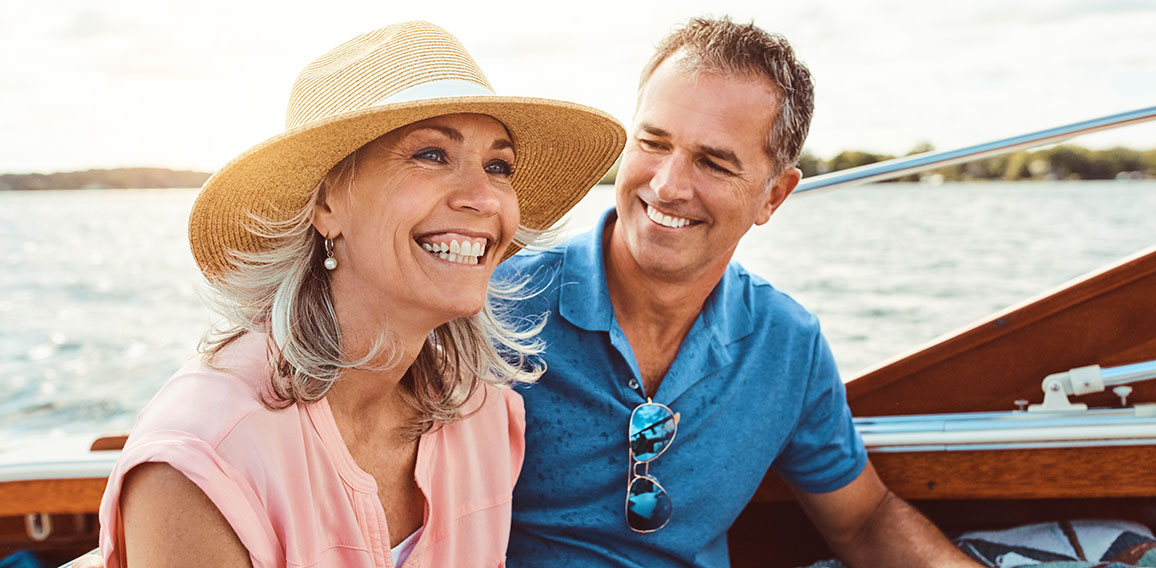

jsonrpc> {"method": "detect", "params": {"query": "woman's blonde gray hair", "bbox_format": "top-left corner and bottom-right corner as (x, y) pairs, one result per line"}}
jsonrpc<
(199, 151), (549, 439)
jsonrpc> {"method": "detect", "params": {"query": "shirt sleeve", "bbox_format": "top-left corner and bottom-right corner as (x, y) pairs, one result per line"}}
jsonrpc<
(772, 330), (869, 494)
(98, 430), (285, 568)
(503, 387), (527, 488)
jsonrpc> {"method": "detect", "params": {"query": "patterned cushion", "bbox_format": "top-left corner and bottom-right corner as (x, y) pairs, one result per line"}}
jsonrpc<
(801, 520), (1156, 568)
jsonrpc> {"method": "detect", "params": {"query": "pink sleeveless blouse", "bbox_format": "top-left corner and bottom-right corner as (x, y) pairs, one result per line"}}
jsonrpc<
(98, 333), (524, 567)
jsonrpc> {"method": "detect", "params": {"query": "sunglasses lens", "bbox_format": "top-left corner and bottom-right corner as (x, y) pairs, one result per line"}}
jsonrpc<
(627, 476), (673, 532)
(629, 403), (676, 462)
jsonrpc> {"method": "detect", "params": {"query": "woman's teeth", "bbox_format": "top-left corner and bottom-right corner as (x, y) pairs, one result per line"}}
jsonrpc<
(420, 239), (486, 265)
(646, 204), (693, 228)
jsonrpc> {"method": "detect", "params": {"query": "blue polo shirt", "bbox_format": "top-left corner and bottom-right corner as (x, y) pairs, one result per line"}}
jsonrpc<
(498, 209), (867, 567)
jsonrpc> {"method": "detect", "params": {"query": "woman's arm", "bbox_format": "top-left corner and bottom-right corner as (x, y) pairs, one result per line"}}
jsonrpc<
(120, 462), (253, 567)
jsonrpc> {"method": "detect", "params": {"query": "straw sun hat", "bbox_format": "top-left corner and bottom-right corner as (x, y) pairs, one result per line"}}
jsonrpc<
(189, 21), (625, 279)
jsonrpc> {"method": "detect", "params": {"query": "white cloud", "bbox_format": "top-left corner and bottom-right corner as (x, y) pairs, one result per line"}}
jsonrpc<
(2, 0), (1153, 173)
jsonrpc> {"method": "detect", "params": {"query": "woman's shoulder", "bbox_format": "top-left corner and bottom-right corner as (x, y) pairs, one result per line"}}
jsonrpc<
(417, 383), (525, 526)
(101, 338), (293, 567)
(129, 333), (287, 449)
(430, 383), (525, 473)
(460, 382), (525, 430)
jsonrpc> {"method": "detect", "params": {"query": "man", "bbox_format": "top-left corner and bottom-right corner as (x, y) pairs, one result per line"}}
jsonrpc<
(499, 17), (980, 567)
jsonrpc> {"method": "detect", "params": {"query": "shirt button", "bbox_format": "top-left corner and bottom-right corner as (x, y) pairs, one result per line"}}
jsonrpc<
(628, 379), (640, 390)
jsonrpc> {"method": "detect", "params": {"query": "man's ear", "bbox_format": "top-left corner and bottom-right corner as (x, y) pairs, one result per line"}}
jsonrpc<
(755, 166), (801, 226)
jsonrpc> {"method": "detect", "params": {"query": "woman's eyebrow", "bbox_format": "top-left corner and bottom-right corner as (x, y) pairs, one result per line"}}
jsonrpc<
(412, 125), (464, 142)
(411, 125), (512, 151)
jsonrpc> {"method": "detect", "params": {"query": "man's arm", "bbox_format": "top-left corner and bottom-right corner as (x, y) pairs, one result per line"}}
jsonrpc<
(792, 460), (980, 568)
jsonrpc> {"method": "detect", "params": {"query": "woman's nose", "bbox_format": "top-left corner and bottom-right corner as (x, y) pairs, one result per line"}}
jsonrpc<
(448, 165), (502, 216)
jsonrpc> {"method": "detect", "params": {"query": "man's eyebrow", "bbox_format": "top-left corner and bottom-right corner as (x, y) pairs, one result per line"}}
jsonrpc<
(697, 144), (743, 169)
(638, 123), (672, 138)
(638, 122), (743, 169)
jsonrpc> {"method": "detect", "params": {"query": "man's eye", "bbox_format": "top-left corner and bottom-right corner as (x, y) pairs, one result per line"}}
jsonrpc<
(485, 159), (514, 176)
(639, 139), (664, 150)
(414, 147), (447, 163)
(702, 159), (733, 175)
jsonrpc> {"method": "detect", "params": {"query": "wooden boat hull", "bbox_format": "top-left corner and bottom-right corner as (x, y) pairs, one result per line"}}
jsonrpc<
(0, 436), (122, 560)
(729, 245), (1156, 566)
(5, 247), (1156, 564)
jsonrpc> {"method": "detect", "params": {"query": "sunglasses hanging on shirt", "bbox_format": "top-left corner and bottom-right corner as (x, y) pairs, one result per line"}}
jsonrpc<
(626, 399), (679, 532)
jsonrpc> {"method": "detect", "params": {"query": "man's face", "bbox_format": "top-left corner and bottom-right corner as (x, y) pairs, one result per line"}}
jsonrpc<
(612, 57), (799, 283)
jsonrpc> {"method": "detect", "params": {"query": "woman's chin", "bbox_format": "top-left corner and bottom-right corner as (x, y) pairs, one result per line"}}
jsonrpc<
(428, 299), (488, 327)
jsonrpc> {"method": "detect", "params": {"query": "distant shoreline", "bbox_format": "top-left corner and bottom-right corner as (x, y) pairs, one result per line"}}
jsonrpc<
(0, 168), (211, 191)
(5, 141), (1155, 190)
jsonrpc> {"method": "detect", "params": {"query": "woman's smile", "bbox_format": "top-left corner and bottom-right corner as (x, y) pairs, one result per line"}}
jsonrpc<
(416, 231), (494, 266)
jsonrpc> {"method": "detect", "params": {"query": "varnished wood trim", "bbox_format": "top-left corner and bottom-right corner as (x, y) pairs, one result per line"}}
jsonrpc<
(0, 478), (107, 517)
(90, 435), (128, 452)
(755, 445), (1156, 502)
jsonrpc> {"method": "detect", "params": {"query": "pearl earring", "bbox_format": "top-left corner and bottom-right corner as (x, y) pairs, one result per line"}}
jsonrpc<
(323, 238), (338, 270)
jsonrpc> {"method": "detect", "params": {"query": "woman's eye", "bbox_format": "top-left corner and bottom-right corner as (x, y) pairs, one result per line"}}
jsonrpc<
(485, 159), (514, 176)
(414, 147), (447, 163)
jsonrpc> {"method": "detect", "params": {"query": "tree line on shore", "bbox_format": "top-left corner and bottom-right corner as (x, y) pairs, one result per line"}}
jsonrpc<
(0, 168), (211, 191)
(3, 144), (1154, 190)
(597, 144), (1156, 185)
(798, 144), (1156, 182)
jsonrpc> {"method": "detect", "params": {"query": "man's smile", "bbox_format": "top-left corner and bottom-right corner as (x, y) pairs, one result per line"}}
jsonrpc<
(644, 202), (698, 229)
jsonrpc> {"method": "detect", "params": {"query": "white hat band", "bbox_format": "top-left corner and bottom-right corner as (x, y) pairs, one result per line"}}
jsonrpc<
(375, 79), (496, 106)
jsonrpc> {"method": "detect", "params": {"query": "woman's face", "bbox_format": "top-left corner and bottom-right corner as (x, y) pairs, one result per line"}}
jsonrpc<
(314, 113), (520, 340)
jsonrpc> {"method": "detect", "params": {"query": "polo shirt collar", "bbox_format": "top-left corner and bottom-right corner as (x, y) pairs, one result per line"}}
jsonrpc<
(558, 207), (618, 332)
(558, 206), (756, 347)
(702, 263), (755, 346)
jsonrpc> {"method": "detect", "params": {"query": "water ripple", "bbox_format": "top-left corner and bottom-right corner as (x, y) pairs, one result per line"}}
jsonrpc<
(2, 183), (1156, 438)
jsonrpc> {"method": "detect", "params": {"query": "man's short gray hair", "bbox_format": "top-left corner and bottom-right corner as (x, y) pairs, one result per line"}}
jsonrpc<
(639, 16), (815, 175)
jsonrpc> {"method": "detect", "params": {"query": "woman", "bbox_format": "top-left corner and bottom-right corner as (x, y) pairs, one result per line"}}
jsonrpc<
(95, 21), (624, 567)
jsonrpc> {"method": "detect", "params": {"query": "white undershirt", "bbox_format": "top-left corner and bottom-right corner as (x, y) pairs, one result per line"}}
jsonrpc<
(391, 526), (423, 567)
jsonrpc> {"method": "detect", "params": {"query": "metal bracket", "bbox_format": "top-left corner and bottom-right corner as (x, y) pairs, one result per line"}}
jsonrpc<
(25, 512), (52, 541)
(1022, 359), (1156, 412)
(1027, 366), (1102, 412)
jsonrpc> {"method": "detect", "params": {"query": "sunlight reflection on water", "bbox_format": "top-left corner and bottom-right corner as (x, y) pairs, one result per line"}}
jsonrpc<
(2, 181), (1155, 442)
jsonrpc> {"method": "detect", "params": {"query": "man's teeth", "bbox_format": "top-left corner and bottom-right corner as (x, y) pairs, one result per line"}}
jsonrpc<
(646, 205), (692, 228)
(420, 239), (486, 265)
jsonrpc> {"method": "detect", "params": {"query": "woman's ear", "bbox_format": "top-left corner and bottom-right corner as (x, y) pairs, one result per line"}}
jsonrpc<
(311, 193), (341, 240)
(312, 154), (358, 239)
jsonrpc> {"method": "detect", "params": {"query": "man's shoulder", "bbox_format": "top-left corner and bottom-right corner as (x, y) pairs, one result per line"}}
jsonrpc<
(494, 232), (588, 291)
(724, 261), (820, 331)
(499, 244), (568, 273)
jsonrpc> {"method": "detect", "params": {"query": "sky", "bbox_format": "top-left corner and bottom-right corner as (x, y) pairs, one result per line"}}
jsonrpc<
(2, 0), (1154, 174)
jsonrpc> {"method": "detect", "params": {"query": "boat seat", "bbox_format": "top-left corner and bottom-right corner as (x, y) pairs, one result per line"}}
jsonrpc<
(88, 436), (127, 452)
(800, 520), (1156, 567)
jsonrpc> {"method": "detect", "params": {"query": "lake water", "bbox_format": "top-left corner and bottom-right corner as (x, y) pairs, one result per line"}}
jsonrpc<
(2, 181), (1155, 444)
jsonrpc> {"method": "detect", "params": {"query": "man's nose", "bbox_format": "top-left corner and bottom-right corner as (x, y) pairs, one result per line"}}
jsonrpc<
(651, 153), (693, 202)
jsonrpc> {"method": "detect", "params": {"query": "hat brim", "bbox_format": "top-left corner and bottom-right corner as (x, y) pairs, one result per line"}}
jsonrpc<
(189, 96), (626, 279)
